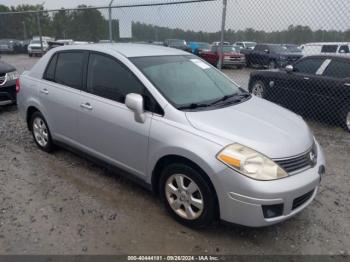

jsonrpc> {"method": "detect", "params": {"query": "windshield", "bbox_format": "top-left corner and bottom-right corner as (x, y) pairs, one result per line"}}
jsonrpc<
(131, 55), (245, 109)
(197, 43), (210, 49)
(270, 45), (287, 53)
(245, 42), (256, 49)
(284, 45), (301, 53)
(169, 40), (186, 46)
(30, 40), (41, 44)
(222, 46), (239, 52)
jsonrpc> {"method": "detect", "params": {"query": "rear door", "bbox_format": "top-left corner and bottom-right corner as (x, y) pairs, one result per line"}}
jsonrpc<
(78, 52), (153, 178)
(41, 51), (88, 145)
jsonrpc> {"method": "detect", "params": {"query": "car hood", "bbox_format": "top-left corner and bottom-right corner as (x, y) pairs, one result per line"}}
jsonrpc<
(0, 61), (16, 74)
(281, 52), (302, 57)
(185, 97), (313, 159)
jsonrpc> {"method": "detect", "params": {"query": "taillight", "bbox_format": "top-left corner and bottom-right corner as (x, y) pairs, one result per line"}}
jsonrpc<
(16, 78), (20, 93)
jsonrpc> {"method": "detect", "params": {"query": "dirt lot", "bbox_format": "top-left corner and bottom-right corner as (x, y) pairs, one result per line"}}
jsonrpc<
(0, 55), (349, 255)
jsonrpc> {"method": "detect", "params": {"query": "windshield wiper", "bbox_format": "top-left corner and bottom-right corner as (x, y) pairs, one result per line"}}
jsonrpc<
(210, 92), (251, 106)
(177, 102), (212, 110)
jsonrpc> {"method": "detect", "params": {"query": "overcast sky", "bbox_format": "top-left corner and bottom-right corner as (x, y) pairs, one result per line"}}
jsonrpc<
(1, 0), (350, 32)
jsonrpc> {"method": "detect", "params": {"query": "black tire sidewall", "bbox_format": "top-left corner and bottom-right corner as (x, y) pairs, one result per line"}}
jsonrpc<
(159, 163), (216, 228)
(31, 112), (54, 152)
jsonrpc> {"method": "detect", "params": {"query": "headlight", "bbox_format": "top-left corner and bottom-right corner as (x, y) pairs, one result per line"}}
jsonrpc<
(217, 143), (288, 181)
(6, 71), (19, 81)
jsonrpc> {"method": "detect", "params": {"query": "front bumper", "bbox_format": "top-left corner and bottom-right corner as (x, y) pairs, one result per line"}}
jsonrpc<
(223, 59), (246, 66)
(0, 80), (16, 105)
(215, 142), (325, 227)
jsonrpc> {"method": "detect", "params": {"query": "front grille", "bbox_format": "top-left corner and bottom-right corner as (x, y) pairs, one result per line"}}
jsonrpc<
(275, 153), (311, 174)
(292, 190), (314, 210)
(0, 74), (6, 85)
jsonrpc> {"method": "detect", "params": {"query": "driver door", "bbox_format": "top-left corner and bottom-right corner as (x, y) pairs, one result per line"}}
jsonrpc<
(78, 52), (152, 178)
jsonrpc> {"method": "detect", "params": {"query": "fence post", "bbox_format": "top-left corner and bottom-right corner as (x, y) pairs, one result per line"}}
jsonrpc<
(36, 12), (43, 52)
(108, 0), (114, 42)
(218, 0), (227, 70)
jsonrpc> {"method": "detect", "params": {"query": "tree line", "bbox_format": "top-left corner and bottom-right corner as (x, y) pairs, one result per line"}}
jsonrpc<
(1, 4), (350, 44)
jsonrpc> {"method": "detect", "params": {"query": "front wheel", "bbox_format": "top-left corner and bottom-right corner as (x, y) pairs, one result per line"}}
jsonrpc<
(250, 80), (266, 98)
(341, 107), (350, 132)
(159, 163), (216, 228)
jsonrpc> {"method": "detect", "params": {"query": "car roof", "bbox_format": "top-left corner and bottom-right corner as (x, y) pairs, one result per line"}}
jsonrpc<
(50, 43), (189, 58)
(304, 42), (350, 46)
(303, 54), (350, 60)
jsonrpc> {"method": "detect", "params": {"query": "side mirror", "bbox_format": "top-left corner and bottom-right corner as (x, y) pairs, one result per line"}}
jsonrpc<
(125, 93), (145, 123)
(285, 65), (294, 73)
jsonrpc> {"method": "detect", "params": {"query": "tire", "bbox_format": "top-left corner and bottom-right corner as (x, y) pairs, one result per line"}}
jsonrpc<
(341, 107), (350, 132)
(268, 60), (277, 69)
(159, 163), (217, 228)
(28, 53), (32, 57)
(250, 80), (266, 98)
(30, 111), (54, 152)
(237, 65), (243, 69)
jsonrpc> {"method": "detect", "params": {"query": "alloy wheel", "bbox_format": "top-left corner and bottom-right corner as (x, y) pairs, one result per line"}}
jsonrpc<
(165, 174), (204, 220)
(33, 117), (49, 147)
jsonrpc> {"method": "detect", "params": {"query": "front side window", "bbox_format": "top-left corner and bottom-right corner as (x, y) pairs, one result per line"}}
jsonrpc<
(294, 58), (325, 75)
(323, 60), (350, 79)
(131, 55), (245, 109)
(87, 53), (143, 103)
(55, 52), (85, 89)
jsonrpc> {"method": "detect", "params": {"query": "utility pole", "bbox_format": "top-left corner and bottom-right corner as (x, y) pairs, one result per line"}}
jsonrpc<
(36, 12), (43, 52)
(218, 0), (227, 70)
(109, 0), (114, 42)
(22, 21), (27, 40)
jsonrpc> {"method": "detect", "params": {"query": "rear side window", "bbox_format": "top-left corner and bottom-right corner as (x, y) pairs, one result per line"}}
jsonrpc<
(43, 54), (58, 81)
(55, 52), (85, 89)
(294, 58), (325, 74)
(323, 60), (350, 78)
(321, 45), (338, 53)
(87, 53), (143, 103)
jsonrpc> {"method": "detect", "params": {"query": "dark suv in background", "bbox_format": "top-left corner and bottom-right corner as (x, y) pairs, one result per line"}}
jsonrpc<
(244, 44), (303, 69)
(0, 58), (18, 106)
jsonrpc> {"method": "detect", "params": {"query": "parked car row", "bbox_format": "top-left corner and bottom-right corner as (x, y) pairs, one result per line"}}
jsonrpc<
(248, 55), (350, 132)
(0, 39), (30, 54)
(16, 43), (326, 228)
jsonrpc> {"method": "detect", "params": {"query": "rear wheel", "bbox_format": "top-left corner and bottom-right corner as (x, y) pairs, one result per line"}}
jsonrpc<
(30, 111), (54, 152)
(159, 163), (216, 228)
(251, 80), (266, 98)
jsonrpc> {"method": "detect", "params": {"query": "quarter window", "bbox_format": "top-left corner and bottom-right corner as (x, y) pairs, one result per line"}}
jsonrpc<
(87, 53), (143, 103)
(339, 45), (350, 53)
(323, 60), (350, 78)
(55, 52), (85, 89)
(294, 58), (325, 75)
(43, 54), (58, 81)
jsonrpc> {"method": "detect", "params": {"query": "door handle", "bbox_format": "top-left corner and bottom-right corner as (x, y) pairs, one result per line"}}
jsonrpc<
(303, 77), (310, 80)
(40, 88), (49, 94)
(80, 102), (93, 110)
(344, 83), (350, 87)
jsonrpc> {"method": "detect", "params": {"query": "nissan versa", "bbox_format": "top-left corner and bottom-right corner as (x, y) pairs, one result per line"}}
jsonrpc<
(17, 44), (326, 228)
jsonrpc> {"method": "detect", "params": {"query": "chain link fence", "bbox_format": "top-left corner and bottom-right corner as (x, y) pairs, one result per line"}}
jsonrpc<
(0, 0), (350, 132)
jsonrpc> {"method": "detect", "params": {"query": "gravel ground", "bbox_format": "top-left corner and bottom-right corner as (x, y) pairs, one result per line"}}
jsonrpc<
(0, 54), (349, 255)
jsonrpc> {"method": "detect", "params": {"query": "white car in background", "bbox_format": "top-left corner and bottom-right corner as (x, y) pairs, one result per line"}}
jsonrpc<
(301, 42), (350, 56)
(27, 39), (49, 57)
